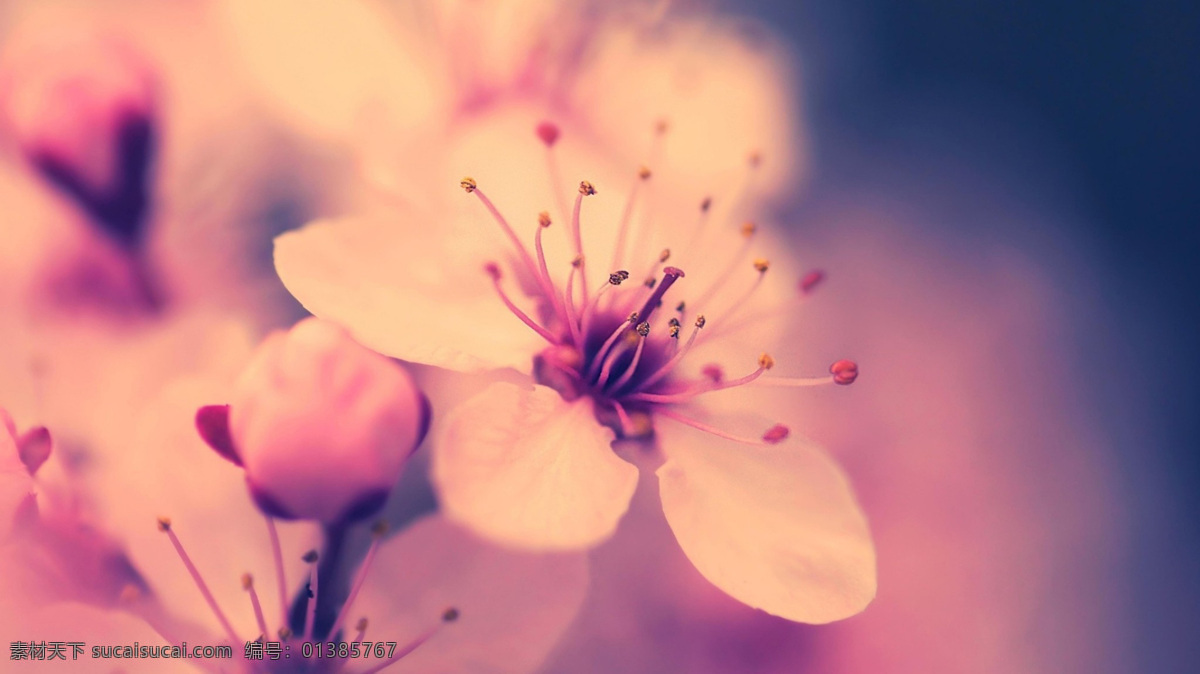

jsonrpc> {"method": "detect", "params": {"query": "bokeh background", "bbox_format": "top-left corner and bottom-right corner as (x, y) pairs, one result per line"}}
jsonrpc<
(0, 1), (1196, 672)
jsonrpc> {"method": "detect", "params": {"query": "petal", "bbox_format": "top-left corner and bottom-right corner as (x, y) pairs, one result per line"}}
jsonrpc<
(655, 413), (876, 623)
(275, 218), (546, 374)
(358, 516), (589, 674)
(433, 382), (637, 550)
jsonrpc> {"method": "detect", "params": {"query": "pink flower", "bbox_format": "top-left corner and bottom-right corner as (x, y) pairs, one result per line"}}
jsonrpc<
(196, 317), (430, 523)
(275, 112), (876, 623)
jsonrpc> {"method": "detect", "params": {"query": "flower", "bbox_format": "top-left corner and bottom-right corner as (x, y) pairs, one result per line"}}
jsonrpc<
(195, 317), (431, 523)
(275, 112), (876, 622)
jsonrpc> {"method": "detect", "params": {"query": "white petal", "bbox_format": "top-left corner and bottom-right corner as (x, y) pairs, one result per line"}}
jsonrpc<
(359, 516), (589, 674)
(655, 414), (876, 623)
(433, 382), (637, 550)
(275, 218), (546, 374)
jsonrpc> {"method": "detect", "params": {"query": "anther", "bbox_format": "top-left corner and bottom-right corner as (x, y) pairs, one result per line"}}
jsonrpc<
(701, 364), (724, 382)
(701, 197), (713, 212)
(484, 262), (502, 280)
(638, 165), (652, 180)
(628, 312), (640, 323)
(538, 211), (552, 228)
(748, 151), (762, 168)
(536, 121), (560, 147)
(659, 249), (671, 263)
(571, 255), (584, 268)
(157, 517), (171, 531)
(669, 325), (680, 338)
(636, 322), (651, 337)
(762, 424), (790, 444)
(655, 119), (669, 135)
(644, 277), (657, 288)
(443, 608), (460, 623)
(356, 618), (369, 632)
(459, 177), (477, 193)
(371, 520), (389, 537)
(695, 315), (706, 328)
(675, 301), (686, 313)
(800, 270), (825, 295)
(241, 573), (254, 590)
(753, 259), (770, 273)
(302, 550), (319, 564)
(578, 180), (596, 196)
(758, 353), (776, 370)
(668, 317), (681, 328)
(609, 270), (630, 285)
(830, 360), (859, 385)
(741, 221), (757, 237)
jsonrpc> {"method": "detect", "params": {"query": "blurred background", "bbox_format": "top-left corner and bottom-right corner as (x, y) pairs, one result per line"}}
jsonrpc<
(0, 1), (1195, 672)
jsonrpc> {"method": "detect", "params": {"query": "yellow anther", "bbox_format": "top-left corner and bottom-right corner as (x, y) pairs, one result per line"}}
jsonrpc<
(638, 165), (652, 180)
(753, 258), (770, 273)
(538, 211), (552, 228)
(459, 177), (477, 193)
(758, 353), (776, 370)
(579, 180), (596, 196)
(741, 221), (757, 237)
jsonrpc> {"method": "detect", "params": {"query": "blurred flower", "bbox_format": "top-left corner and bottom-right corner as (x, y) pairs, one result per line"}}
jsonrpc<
(196, 317), (431, 523)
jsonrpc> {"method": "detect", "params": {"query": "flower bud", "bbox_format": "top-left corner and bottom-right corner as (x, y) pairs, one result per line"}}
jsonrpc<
(199, 318), (430, 523)
(0, 30), (157, 246)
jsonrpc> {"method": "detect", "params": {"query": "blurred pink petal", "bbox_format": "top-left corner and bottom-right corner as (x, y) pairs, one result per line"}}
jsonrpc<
(357, 515), (590, 674)
(434, 382), (635, 549)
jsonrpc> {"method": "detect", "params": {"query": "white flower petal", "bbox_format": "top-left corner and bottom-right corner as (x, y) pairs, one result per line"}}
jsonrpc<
(359, 516), (589, 674)
(655, 413), (876, 623)
(275, 218), (546, 374)
(433, 382), (637, 550)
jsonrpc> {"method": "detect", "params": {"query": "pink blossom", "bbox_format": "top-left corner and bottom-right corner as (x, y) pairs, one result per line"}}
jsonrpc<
(275, 105), (875, 623)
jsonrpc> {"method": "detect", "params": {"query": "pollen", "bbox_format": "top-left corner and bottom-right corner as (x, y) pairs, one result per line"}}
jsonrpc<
(638, 165), (652, 180)
(609, 270), (630, 285)
(753, 258), (770, 273)
(762, 424), (790, 444)
(830, 359), (859, 385)
(741, 221), (757, 237)
(538, 211), (552, 228)
(758, 353), (776, 370)
(459, 177), (477, 193)
(578, 180), (596, 196)
(628, 312), (640, 323)
(669, 324), (681, 338)
(636, 322), (651, 337)
(695, 315), (707, 329)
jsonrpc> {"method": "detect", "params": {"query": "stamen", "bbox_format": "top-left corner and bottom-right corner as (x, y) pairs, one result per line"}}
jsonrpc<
(266, 516), (288, 628)
(657, 409), (788, 446)
(358, 608), (459, 674)
(302, 549), (319, 642)
(539, 124), (571, 225)
(581, 270), (628, 336)
(570, 182), (596, 305)
(634, 266), (685, 326)
(629, 353), (772, 403)
(328, 521), (388, 641)
(243, 574), (269, 641)
(586, 313), (639, 380)
(707, 259), (771, 331)
(606, 326), (650, 394)
(638, 315), (705, 390)
(157, 518), (240, 645)
(353, 617), (368, 644)
(595, 329), (641, 389)
(562, 257), (586, 346)
(486, 263), (561, 345)
(463, 180), (547, 302)
(533, 214), (568, 326)
(690, 222), (757, 309)
(611, 167), (652, 271)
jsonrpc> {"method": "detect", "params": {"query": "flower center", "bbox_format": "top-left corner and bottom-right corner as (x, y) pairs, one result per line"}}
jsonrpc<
(465, 120), (858, 446)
